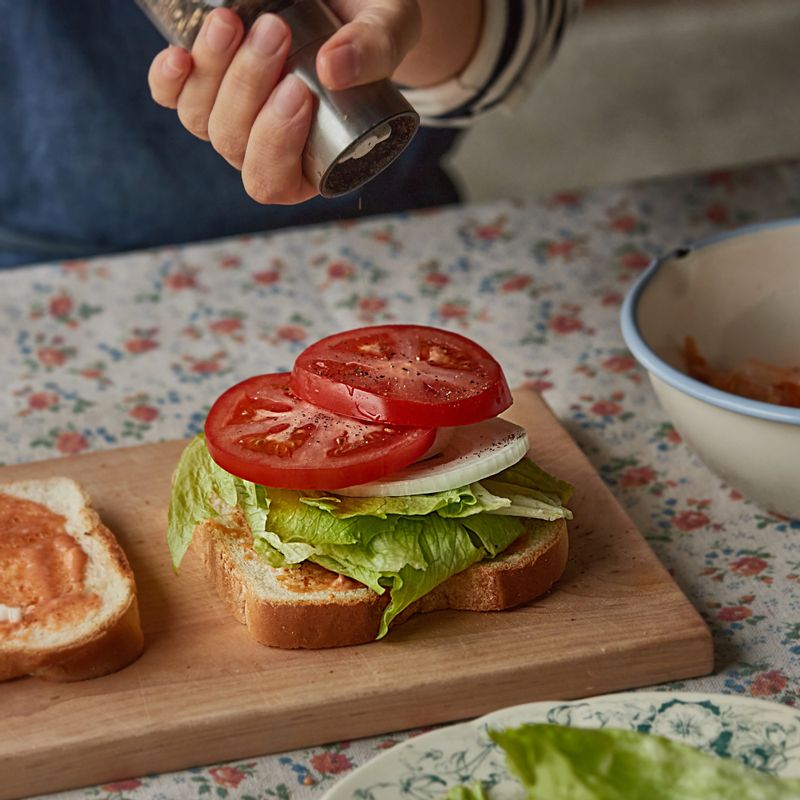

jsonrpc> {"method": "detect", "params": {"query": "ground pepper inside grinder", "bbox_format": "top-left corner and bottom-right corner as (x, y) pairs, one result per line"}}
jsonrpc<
(135, 0), (420, 197)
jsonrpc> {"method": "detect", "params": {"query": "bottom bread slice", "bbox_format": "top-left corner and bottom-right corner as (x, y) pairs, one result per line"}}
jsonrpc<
(0, 477), (144, 681)
(195, 515), (568, 649)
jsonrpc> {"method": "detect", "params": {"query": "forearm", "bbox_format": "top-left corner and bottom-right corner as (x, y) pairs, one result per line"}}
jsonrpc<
(393, 0), (483, 88)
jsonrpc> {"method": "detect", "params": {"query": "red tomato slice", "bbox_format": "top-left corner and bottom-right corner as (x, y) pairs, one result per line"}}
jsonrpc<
(204, 373), (435, 490)
(290, 325), (512, 427)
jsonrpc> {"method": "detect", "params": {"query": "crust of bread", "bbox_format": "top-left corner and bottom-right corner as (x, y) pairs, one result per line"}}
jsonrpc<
(195, 515), (568, 649)
(0, 478), (144, 682)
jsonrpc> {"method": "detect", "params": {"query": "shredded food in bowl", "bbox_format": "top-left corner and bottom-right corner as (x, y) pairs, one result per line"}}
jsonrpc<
(684, 337), (800, 409)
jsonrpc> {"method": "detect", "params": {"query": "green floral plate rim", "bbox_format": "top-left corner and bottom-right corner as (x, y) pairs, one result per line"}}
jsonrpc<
(321, 691), (800, 799)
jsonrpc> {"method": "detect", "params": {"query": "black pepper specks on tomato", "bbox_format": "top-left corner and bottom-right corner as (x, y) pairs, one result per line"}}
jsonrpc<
(204, 373), (435, 490)
(290, 325), (512, 427)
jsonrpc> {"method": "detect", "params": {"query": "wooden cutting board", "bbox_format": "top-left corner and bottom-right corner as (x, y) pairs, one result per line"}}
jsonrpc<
(0, 389), (713, 799)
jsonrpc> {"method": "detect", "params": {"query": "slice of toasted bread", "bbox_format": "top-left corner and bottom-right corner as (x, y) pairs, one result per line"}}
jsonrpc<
(0, 478), (144, 681)
(194, 514), (568, 649)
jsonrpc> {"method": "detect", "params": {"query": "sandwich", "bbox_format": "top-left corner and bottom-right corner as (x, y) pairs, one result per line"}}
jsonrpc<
(0, 477), (144, 681)
(167, 325), (573, 648)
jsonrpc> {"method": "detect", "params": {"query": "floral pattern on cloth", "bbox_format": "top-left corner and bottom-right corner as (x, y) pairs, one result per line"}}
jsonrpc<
(2, 160), (800, 800)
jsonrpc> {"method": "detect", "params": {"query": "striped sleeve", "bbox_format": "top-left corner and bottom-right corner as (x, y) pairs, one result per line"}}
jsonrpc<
(401, 0), (582, 127)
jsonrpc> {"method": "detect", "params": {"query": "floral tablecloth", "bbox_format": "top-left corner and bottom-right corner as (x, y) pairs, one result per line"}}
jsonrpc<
(2, 160), (800, 800)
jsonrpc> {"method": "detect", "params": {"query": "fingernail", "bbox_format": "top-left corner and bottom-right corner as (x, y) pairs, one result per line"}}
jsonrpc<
(324, 43), (360, 87)
(206, 14), (236, 53)
(272, 75), (307, 118)
(250, 14), (287, 56)
(162, 48), (187, 79)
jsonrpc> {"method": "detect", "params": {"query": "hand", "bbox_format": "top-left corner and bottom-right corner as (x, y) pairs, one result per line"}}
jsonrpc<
(147, 1), (422, 205)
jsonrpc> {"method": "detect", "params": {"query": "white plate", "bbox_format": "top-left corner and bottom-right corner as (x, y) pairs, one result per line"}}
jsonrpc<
(322, 691), (800, 799)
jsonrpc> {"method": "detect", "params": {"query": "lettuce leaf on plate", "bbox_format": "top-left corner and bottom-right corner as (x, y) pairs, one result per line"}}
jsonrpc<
(167, 435), (571, 637)
(441, 783), (489, 800)
(488, 723), (800, 799)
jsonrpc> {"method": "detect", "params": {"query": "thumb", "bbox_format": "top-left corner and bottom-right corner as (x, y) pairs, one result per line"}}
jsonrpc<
(317, 0), (421, 89)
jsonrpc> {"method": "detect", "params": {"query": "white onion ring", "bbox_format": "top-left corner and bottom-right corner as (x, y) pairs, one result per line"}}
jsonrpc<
(336, 418), (529, 497)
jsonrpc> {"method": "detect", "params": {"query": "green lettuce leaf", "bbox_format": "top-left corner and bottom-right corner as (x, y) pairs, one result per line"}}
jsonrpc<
(267, 488), (388, 546)
(479, 479), (572, 521)
(441, 782), (489, 800)
(375, 514), (488, 637)
(235, 479), (269, 537)
(492, 457), (574, 505)
(168, 435), (233, 569)
(461, 514), (525, 557)
(253, 530), (317, 566)
(489, 723), (800, 800)
(299, 485), (509, 519)
(477, 455), (574, 522)
(252, 493), (524, 634)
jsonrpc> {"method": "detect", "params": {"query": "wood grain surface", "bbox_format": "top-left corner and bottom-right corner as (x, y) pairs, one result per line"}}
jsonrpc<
(0, 389), (713, 799)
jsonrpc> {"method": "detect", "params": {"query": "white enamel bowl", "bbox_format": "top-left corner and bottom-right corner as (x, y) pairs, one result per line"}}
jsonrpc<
(621, 219), (800, 519)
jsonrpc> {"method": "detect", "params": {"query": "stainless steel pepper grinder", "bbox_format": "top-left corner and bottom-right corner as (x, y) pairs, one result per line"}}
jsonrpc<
(135, 0), (420, 197)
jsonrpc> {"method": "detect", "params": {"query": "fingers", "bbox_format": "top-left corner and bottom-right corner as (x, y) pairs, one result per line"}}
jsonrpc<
(148, 47), (192, 109)
(208, 14), (291, 169)
(176, 8), (245, 140)
(319, 0), (421, 89)
(241, 75), (318, 205)
(146, 6), (317, 205)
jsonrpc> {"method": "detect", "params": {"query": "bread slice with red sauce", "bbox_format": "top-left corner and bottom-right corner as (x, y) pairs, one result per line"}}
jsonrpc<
(0, 478), (144, 681)
(194, 513), (568, 649)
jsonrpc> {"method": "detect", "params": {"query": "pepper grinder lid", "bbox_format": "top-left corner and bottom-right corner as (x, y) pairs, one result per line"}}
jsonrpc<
(135, 0), (420, 197)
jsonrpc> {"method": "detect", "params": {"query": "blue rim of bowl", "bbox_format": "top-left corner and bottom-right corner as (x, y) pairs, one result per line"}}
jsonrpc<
(620, 217), (800, 426)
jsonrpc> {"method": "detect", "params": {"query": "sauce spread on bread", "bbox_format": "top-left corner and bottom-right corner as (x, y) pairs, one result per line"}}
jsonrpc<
(277, 561), (363, 593)
(0, 492), (99, 635)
